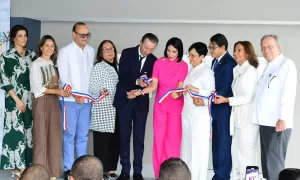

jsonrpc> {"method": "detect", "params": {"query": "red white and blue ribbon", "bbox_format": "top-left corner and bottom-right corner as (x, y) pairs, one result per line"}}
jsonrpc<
(62, 84), (109, 130)
(158, 88), (217, 135)
(157, 88), (187, 103)
(140, 74), (153, 84)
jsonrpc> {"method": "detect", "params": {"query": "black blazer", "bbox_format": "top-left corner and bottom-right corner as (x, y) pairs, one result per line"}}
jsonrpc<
(113, 46), (157, 112)
(211, 52), (237, 119)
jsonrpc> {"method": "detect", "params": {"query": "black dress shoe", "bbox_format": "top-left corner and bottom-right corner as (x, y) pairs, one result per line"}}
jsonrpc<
(133, 173), (144, 180)
(109, 173), (118, 178)
(116, 173), (130, 180)
(103, 173), (111, 180)
(64, 170), (71, 180)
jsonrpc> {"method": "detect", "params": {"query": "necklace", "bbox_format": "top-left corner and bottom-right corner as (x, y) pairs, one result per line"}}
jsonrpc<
(18, 49), (25, 56)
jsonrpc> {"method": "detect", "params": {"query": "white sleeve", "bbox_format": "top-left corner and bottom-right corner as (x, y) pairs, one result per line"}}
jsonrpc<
(57, 49), (71, 86)
(30, 62), (46, 98)
(280, 60), (297, 122)
(202, 70), (215, 106)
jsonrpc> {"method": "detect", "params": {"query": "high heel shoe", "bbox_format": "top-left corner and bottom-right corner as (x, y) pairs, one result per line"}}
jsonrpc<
(11, 171), (21, 178)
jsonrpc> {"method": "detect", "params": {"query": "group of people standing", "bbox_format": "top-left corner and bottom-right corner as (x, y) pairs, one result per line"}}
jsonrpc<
(0, 21), (297, 180)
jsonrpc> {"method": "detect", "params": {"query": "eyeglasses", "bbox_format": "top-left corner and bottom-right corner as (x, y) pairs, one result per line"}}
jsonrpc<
(74, 31), (91, 38)
(187, 53), (200, 59)
(103, 47), (114, 53)
(208, 46), (219, 50)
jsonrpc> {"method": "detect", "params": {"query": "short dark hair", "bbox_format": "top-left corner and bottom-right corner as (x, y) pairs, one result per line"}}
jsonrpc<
(95, 40), (118, 65)
(71, 155), (103, 180)
(188, 42), (208, 57)
(72, 22), (86, 32)
(10, 24), (28, 46)
(36, 35), (59, 64)
(159, 158), (191, 180)
(164, 37), (184, 63)
(20, 164), (50, 180)
(234, 41), (258, 68)
(210, 33), (228, 50)
(279, 168), (300, 180)
(141, 33), (159, 44)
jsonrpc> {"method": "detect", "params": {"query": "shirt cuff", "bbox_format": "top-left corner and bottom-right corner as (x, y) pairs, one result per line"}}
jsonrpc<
(228, 97), (233, 106)
(2, 84), (13, 93)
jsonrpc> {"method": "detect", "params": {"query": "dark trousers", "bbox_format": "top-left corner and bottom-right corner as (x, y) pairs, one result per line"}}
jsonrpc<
(93, 114), (120, 173)
(117, 102), (148, 175)
(260, 126), (292, 180)
(212, 118), (232, 180)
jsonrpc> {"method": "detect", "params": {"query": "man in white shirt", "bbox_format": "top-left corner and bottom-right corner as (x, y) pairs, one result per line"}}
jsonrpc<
(57, 22), (95, 180)
(253, 35), (297, 180)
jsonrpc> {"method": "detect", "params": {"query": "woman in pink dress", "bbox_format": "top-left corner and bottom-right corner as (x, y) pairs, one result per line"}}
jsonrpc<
(134, 37), (188, 178)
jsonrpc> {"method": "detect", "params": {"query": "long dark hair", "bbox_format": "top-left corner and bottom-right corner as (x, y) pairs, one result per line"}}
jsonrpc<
(234, 41), (259, 68)
(164, 37), (184, 63)
(95, 40), (118, 65)
(36, 35), (58, 64)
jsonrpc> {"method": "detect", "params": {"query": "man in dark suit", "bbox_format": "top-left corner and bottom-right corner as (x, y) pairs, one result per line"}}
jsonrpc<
(114, 33), (159, 180)
(209, 33), (237, 180)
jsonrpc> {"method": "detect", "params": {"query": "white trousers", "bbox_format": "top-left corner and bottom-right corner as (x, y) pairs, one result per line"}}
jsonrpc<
(231, 123), (259, 180)
(181, 114), (210, 180)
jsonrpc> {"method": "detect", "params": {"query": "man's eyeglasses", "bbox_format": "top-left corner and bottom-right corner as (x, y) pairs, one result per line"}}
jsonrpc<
(74, 31), (91, 38)
(208, 46), (219, 50)
(187, 53), (200, 59)
(103, 47), (114, 53)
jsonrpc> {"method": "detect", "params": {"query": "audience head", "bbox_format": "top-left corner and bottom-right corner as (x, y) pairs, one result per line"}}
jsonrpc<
(70, 155), (103, 180)
(17, 164), (50, 180)
(188, 42), (208, 67)
(159, 158), (191, 180)
(164, 37), (184, 63)
(95, 40), (118, 64)
(72, 22), (91, 49)
(36, 35), (58, 63)
(10, 24), (28, 48)
(209, 33), (228, 59)
(139, 33), (159, 57)
(260, 34), (281, 62)
(233, 41), (258, 68)
(279, 168), (300, 180)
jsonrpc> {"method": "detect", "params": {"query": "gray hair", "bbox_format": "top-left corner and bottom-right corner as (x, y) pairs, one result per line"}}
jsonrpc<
(260, 35), (280, 46)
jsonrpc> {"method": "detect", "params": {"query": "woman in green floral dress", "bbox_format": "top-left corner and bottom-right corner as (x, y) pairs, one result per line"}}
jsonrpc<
(0, 25), (35, 176)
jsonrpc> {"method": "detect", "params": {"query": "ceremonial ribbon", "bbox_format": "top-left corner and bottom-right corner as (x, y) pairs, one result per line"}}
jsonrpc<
(62, 84), (109, 130)
(158, 88), (217, 134)
(140, 74), (153, 84)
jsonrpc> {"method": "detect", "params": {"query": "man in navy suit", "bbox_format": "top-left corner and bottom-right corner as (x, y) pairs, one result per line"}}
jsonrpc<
(209, 33), (237, 180)
(114, 33), (159, 180)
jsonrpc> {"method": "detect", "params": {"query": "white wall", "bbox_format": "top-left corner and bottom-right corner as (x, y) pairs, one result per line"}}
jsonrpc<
(10, 0), (300, 171)
(10, 0), (300, 21)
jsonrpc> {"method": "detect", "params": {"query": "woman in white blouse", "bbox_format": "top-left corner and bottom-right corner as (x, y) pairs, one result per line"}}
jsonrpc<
(30, 35), (70, 180)
(181, 42), (215, 180)
(215, 41), (260, 180)
(89, 40), (119, 179)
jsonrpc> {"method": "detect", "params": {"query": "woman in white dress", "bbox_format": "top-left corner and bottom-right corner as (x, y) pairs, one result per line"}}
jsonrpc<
(215, 41), (260, 180)
(181, 42), (215, 180)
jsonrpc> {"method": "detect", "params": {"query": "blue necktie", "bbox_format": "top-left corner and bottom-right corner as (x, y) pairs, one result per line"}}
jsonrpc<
(213, 59), (218, 71)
